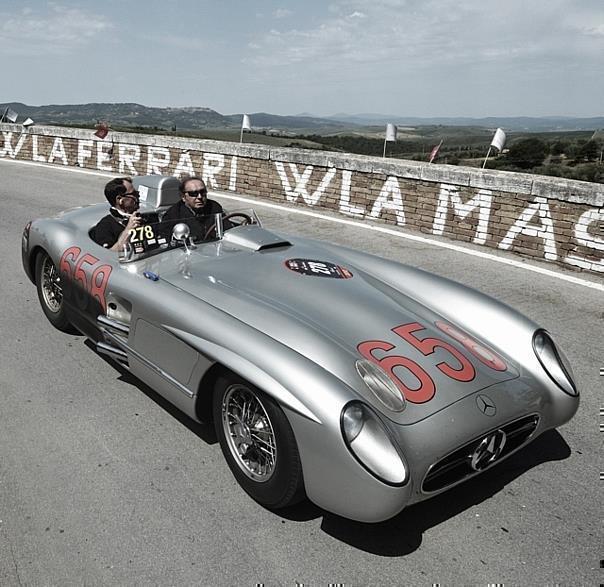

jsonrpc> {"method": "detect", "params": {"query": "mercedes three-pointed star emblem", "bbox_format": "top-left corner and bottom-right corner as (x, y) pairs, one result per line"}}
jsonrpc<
(476, 394), (497, 416)
(470, 429), (507, 471)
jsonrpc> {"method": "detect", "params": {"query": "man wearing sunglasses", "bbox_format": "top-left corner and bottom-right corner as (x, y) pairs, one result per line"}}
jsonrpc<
(162, 176), (227, 241)
(92, 177), (144, 251)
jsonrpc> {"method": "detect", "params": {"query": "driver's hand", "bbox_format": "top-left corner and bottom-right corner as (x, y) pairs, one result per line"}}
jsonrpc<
(126, 213), (142, 230)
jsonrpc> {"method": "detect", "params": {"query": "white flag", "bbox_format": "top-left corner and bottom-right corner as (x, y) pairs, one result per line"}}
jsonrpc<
(490, 128), (506, 151)
(385, 123), (397, 142)
(22, 117), (34, 127)
(6, 108), (18, 123)
(242, 114), (251, 131)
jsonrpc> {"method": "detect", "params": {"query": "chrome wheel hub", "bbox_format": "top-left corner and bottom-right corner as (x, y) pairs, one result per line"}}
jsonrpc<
(222, 385), (277, 482)
(41, 256), (63, 313)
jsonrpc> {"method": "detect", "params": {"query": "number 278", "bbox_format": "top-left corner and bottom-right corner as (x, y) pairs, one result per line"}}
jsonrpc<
(129, 225), (154, 242)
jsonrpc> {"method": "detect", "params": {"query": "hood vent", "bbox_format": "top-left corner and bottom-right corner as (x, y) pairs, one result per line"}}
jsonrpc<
(222, 226), (292, 251)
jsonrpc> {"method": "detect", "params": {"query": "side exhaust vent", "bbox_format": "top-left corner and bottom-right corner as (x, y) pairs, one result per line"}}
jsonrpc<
(96, 315), (131, 367)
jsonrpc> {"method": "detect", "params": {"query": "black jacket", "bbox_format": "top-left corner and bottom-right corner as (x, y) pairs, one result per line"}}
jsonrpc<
(92, 208), (128, 248)
(162, 199), (226, 241)
(91, 208), (159, 248)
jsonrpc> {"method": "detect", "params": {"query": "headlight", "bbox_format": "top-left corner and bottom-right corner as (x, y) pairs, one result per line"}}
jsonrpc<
(533, 331), (577, 396)
(356, 359), (406, 412)
(340, 402), (408, 485)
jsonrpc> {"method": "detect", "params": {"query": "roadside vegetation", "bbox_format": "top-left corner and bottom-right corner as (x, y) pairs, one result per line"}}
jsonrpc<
(293, 130), (604, 184)
(59, 122), (604, 184)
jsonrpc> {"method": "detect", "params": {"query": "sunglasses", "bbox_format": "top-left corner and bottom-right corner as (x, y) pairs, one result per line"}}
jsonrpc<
(185, 189), (207, 198)
(120, 190), (140, 200)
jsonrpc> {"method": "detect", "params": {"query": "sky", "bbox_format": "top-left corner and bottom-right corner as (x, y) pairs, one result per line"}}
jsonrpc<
(1, 0), (603, 118)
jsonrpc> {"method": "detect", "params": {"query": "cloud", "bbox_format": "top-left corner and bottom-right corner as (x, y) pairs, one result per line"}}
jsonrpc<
(0, 4), (112, 56)
(273, 8), (292, 19)
(580, 24), (604, 37)
(137, 32), (206, 52)
(245, 0), (604, 72)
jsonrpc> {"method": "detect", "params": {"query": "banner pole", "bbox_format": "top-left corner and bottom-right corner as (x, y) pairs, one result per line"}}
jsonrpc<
(240, 126), (244, 144)
(0, 107), (7, 123)
(383, 138), (387, 158)
(482, 146), (492, 169)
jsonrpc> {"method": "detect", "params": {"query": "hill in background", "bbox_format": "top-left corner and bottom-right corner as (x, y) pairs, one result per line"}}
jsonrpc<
(326, 113), (604, 132)
(1, 102), (351, 133)
(1, 101), (602, 183)
(2, 102), (602, 133)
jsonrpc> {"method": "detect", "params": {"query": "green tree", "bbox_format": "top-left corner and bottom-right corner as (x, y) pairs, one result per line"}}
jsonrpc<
(550, 140), (569, 156)
(505, 138), (547, 169)
(577, 139), (599, 161)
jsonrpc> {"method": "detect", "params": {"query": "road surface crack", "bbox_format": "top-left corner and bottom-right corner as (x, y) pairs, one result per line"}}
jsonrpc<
(9, 541), (22, 586)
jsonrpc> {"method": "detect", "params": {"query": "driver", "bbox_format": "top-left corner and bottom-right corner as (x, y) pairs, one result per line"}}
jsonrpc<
(162, 176), (226, 241)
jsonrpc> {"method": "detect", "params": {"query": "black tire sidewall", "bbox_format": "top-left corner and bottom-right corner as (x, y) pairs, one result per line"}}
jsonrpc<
(213, 374), (304, 509)
(35, 252), (72, 332)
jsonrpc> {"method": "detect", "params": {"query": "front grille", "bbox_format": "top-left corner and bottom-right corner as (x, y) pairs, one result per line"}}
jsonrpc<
(422, 414), (540, 493)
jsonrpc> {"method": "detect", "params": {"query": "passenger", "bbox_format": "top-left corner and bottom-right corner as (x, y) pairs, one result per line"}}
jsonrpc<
(162, 176), (226, 241)
(92, 177), (143, 251)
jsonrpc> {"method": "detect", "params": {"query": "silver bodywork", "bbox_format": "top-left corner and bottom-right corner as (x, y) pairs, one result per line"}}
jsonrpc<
(22, 176), (579, 523)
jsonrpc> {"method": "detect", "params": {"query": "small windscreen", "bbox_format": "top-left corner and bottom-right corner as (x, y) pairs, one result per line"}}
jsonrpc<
(121, 209), (261, 260)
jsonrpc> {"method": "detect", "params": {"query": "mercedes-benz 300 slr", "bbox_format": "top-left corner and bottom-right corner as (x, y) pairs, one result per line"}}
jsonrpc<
(22, 175), (579, 522)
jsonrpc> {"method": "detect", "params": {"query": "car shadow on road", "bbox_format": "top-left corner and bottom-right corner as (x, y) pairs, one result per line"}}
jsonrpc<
(86, 340), (217, 445)
(315, 429), (571, 555)
(83, 341), (571, 556)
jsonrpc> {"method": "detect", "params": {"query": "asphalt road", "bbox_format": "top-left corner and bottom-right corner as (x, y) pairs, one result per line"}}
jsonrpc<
(1, 158), (602, 586)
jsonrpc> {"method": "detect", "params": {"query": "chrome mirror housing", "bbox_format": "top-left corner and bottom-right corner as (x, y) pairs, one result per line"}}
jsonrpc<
(172, 222), (195, 254)
(172, 222), (190, 242)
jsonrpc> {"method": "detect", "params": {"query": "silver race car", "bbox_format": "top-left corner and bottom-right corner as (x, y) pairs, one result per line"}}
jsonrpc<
(22, 175), (579, 523)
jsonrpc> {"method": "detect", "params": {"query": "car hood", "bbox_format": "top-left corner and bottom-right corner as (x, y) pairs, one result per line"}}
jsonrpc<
(151, 234), (519, 423)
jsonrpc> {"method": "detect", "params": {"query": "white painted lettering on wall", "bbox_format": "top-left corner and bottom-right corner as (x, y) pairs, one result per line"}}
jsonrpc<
(228, 156), (238, 191)
(3, 131), (603, 275)
(32, 135), (46, 162)
(97, 142), (114, 172)
(564, 208), (604, 272)
(174, 151), (195, 177)
(370, 176), (406, 226)
(77, 140), (93, 168)
(275, 162), (336, 205)
(276, 162), (311, 202)
(0, 132), (26, 158)
(48, 137), (68, 165)
(203, 154), (225, 189)
(498, 196), (558, 260)
(433, 184), (493, 244)
(339, 170), (365, 217)
(119, 144), (140, 175)
(147, 146), (171, 175)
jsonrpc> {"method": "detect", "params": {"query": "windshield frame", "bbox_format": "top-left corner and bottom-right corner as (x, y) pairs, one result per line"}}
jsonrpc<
(117, 208), (261, 264)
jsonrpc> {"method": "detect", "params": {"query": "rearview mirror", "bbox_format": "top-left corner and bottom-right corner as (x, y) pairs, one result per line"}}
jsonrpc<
(172, 222), (190, 242)
(172, 222), (195, 253)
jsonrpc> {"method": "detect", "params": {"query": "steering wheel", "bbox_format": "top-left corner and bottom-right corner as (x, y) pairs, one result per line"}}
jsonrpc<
(204, 212), (253, 240)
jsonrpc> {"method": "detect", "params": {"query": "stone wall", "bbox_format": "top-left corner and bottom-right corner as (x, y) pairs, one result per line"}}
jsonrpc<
(2, 123), (603, 274)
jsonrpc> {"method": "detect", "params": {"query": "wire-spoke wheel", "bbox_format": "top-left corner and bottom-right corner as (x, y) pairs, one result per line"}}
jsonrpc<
(213, 373), (305, 509)
(222, 384), (278, 482)
(35, 251), (73, 332)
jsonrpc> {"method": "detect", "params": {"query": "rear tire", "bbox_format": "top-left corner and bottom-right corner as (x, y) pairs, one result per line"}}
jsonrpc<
(213, 373), (305, 509)
(35, 252), (73, 332)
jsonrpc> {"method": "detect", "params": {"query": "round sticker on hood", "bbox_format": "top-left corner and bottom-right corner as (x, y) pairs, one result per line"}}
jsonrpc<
(284, 258), (353, 279)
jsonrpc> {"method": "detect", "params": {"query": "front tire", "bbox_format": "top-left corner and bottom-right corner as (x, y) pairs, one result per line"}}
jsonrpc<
(35, 252), (73, 332)
(213, 373), (305, 509)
